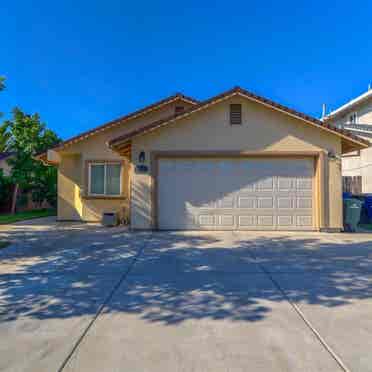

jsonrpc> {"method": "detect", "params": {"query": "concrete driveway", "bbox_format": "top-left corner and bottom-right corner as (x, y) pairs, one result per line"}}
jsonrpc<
(1, 218), (372, 372)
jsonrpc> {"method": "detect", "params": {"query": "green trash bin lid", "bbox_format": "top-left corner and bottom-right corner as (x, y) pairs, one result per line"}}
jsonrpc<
(344, 198), (363, 208)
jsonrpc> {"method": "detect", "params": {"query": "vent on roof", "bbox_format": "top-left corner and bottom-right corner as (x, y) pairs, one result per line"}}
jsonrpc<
(175, 106), (185, 115)
(230, 104), (242, 125)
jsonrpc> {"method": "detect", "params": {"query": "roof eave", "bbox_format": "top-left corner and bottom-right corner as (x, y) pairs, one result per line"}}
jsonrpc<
(324, 90), (372, 121)
(50, 93), (199, 153)
(109, 87), (370, 153)
(33, 152), (59, 166)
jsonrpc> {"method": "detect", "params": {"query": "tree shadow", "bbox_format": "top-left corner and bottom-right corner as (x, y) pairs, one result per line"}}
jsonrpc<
(1, 226), (372, 326)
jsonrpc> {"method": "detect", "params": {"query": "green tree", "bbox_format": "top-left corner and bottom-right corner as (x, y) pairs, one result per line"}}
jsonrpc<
(0, 122), (10, 152)
(0, 76), (10, 151)
(0, 169), (12, 208)
(5, 108), (60, 212)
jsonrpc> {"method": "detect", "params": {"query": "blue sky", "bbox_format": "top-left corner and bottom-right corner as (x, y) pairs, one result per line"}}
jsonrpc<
(1, 0), (372, 140)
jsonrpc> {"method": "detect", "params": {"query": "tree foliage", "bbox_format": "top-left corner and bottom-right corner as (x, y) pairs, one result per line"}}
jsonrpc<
(0, 77), (6, 143)
(0, 122), (10, 152)
(0, 169), (12, 206)
(4, 108), (60, 208)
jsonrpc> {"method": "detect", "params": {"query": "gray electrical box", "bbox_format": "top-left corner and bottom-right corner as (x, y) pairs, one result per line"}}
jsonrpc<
(102, 212), (119, 227)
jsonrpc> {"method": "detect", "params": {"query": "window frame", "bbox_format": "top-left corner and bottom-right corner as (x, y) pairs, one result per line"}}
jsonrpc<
(347, 111), (358, 124)
(88, 161), (123, 197)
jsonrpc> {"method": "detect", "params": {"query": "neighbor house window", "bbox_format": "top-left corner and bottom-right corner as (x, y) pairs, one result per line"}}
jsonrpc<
(347, 112), (358, 124)
(89, 162), (122, 196)
(230, 104), (242, 124)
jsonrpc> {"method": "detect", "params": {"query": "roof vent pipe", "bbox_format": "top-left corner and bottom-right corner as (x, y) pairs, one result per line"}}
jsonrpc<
(322, 103), (327, 119)
(369, 84), (371, 91)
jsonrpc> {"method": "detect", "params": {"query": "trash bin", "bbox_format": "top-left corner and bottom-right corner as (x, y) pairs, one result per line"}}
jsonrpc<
(343, 192), (352, 199)
(343, 198), (363, 232)
(365, 196), (372, 222)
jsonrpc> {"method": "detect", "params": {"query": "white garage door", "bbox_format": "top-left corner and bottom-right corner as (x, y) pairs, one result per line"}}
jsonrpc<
(157, 158), (314, 230)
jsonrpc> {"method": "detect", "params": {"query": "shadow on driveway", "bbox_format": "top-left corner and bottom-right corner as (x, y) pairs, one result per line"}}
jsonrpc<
(1, 227), (372, 325)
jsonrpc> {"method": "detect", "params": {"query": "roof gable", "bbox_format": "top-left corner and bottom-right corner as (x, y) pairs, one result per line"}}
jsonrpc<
(109, 87), (369, 153)
(52, 93), (198, 152)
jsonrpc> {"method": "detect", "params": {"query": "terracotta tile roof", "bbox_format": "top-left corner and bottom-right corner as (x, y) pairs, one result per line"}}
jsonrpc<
(50, 93), (198, 152)
(109, 86), (370, 149)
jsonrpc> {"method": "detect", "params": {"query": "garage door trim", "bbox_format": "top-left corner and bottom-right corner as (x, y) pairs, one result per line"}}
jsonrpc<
(150, 151), (325, 231)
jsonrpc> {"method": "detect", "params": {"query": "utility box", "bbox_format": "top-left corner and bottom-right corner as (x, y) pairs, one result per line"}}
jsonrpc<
(102, 212), (119, 227)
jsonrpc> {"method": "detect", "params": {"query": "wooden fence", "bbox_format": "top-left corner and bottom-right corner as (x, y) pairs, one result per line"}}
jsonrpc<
(343, 176), (362, 195)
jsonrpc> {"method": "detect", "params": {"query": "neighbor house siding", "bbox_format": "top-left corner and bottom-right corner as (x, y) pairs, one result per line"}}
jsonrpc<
(332, 99), (372, 127)
(131, 97), (343, 230)
(330, 99), (372, 193)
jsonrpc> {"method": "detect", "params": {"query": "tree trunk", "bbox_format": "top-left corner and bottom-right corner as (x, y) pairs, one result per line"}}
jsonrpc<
(11, 184), (19, 214)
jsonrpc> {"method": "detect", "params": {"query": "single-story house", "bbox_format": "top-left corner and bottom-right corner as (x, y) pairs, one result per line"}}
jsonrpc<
(37, 87), (369, 231)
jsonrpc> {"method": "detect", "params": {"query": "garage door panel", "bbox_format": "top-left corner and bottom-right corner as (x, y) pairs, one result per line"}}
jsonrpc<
(277, 215), (293, 227)
(257, 197), (274, 209)
(257, 177), (275, 191)
(218, 197), (235, 209)
(297, 178), (312, 190)
(238, 215), (256, 227)
(238, 197), (255, 209)
(219, 214), (235, 227)
(278, 177), (294, 190)
(257, 215), (275, 226)
(158, 158), (314, 230)
(277, 197), (293, 209)
(297, 197), (312, 209)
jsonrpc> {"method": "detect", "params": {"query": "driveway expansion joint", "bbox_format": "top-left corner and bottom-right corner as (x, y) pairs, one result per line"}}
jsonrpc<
(242, 237), (351, 372)
(57, 242), (146, 372)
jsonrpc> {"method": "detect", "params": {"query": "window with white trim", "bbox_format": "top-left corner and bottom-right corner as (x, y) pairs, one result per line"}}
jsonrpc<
(89, 162), (122, 196)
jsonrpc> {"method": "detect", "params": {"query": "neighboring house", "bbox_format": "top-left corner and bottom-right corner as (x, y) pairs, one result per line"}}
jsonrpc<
(323, 89), (372, 194)
(37, 87), (368, 231)
(0, 152), (14, 176)
(0, 151), (50, 213)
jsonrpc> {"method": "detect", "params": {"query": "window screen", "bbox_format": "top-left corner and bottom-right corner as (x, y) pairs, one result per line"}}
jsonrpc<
(89, 163), (121, 196)
(106, 164), (121, 195)
(90, 164), (105, 195)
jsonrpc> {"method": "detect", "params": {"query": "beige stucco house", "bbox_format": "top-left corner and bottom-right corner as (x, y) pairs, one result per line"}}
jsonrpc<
(323, 88), (372, 194)
(37, 87), (369, 231)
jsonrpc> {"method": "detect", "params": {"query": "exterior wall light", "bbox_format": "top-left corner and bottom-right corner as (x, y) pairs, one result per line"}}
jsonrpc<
(139, 151), (146, 164)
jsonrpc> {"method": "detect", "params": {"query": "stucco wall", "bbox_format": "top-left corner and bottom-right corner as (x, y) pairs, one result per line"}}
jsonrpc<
(58, 154), (82, 220)
(57, 100), (192, 221)
(131, 96), (343, 230)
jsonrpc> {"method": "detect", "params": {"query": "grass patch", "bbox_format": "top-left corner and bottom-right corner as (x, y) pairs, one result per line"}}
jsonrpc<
(0, 209), (56, 225)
